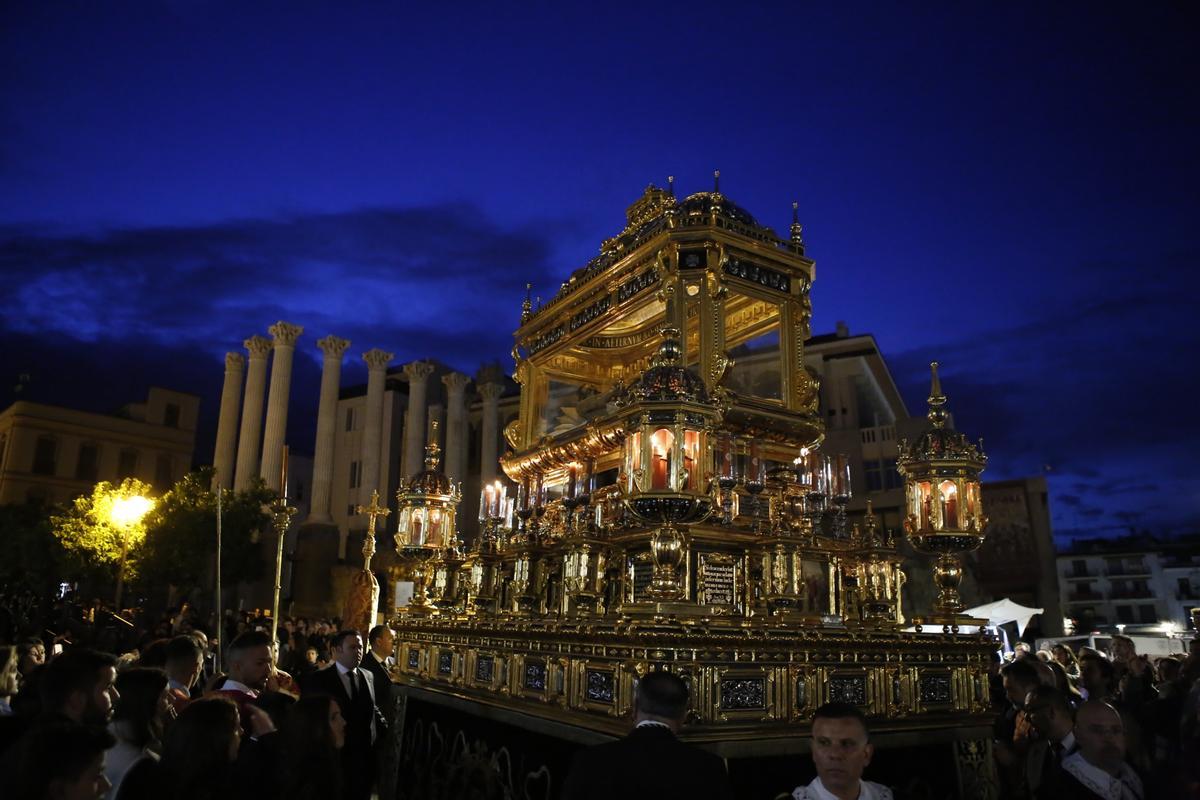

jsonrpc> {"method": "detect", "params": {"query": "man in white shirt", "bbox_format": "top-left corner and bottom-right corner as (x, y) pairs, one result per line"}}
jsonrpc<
(1060, 700), (1144, 800)
(793, 702), (892, 800)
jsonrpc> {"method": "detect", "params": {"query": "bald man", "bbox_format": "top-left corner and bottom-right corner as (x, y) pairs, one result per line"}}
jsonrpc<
(1059, 701), (1143, 799)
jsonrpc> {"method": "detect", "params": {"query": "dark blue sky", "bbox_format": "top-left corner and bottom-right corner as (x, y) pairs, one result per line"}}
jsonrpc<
(2, 3), (1196, 544)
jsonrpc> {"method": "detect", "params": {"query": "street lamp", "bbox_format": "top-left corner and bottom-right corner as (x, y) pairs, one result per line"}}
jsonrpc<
(109, 494), (154, 610)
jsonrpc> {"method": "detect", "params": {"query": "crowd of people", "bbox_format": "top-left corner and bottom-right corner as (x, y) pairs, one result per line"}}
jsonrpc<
(990, 635), (1200, 798)
(5, 587), (1200, 799)
(0, 591), (398, 800)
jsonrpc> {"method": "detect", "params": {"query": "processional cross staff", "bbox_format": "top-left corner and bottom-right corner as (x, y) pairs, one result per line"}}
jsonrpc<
(355, 489), (392, 571)
(342, 490), (391, 633)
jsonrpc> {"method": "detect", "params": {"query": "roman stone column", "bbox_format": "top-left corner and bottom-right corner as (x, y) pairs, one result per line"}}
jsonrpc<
(308, 336), (351, 523)
(234, 336), (272, 491)
(441, 373), (470, 484)
(401, 361), (435, 479)
(212, 352), (244, 491)
(260, 321), (304, 492)
(360, 348), (394, 496)
(478, 382), (505, 486)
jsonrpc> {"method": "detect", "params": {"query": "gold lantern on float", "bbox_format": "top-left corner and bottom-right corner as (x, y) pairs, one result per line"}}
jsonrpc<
(896, 362), (988, 625)
(619, 327), (721, 605)
(394, 421), (462, 616)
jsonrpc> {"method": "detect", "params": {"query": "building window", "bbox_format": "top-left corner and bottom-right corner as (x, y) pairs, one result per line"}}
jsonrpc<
(155, 454), (173, 488)
(345, 408), (356, 432)
(32, 436), (57, 476)
(1137, 605), (1156, 624)
(1116, 606), (1134, 624)
(75, 444), (100, 482)
(118, 448), (139, 479)
(1071, 559), (1087, 577)
(862, 458), (902, 493)
(349, 461), (361, 489)
(164, 403), (181, 429)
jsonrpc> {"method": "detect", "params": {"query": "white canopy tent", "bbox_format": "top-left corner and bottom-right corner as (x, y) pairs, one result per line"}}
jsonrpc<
(964, 598), (1044, 637)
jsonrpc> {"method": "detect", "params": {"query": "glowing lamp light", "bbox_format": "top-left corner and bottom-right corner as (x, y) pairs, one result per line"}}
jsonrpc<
(110, 495), (154, 528)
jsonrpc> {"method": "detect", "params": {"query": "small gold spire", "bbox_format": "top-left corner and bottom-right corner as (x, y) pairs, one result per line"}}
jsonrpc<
(927, 361), (949, 428)
(713, 169), (721, 193)
(790, 201), (804, 243)
(424, 420), (442, 470)
(667, 175), (675, 196)
(521, 282), (533, 323)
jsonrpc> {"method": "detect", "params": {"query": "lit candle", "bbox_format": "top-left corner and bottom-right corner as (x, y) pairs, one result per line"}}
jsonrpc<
(719, 432), (735, 481)
(568, 463), (579, 500)
(748, 440), (762, 485)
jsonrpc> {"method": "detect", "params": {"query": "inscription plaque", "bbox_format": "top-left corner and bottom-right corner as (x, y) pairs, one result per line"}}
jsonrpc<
(698, 553), (737, 606)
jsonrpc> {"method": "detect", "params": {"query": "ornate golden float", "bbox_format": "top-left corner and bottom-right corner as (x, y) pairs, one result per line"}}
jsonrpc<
(386, 179), (998, 798)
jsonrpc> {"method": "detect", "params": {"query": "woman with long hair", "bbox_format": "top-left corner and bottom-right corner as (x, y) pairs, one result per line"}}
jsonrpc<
(277, 694), (346, 800)
(106, 667), (171, 797)
(1051, 642), (1081, 679)
(118, 696), (242, 800)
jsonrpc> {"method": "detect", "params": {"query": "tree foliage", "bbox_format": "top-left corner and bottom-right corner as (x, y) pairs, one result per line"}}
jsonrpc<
(134, 467), (272, 599)
(50, 478), (156, 584)
(0, 498), (65, 593)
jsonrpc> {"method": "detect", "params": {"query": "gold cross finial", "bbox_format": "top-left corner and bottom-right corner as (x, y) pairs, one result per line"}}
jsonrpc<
(356, 489), (392, 534)
(355, 490), (391, 570)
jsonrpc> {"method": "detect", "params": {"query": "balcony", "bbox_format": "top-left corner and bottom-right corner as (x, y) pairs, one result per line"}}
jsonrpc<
(1105, 565), (1150, 577)
(1067, 590), (1104, 603)
(1064, 570), (1096, 580)
(1109, 588), (1155, 600)
(1177, 589), (1200, 601)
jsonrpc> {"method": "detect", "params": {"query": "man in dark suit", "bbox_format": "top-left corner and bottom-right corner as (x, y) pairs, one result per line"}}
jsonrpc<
(1023, 685), (1077, 798)
(361, 625), (395, 710)
(362, 625), (397, 800)
(560, 670), (733, 800)
(301, 629), (388, 800)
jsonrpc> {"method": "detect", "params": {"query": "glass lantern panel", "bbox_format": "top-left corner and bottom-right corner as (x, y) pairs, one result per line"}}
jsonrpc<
(627, 431), (642, 491)
(917, 481), (932, 530)
(428, 508), (444, 547)
(682, 430), (701, 491)
(649, 428), (674, 490)
(938, 480), (959, 530)
(398, 508), (412, 543)
(412, 508), (425, 545)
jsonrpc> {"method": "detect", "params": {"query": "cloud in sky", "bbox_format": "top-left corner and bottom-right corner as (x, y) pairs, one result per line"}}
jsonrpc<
(0, 204), (559, 371)
(887, 250), (1199, 539)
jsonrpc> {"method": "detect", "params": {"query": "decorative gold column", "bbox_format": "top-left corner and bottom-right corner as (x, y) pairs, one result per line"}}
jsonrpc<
(233, 335), (272, 491)
(212, 352), (244, 491)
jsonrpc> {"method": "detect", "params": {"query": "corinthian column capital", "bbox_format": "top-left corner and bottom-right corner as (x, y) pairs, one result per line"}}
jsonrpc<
(244, 335), (272, 358)
(225, 352), (245, 371)
(442, 372), (471, 396)
(363, 348), (395, 371)
(268, 321), (304, 347)
(403, 360), (435, 383)
(317, 335), (351, 360)
(479, 383), (505, 404)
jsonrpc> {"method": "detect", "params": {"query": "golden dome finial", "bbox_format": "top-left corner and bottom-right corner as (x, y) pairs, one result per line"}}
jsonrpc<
(424, 420), (442, 471)
(667, 175), (675, 196)
(521, 282), (532, 323)
(927, 361), (949, 429)
(790, 201), (803, 243)
(713, 169), (721, 193)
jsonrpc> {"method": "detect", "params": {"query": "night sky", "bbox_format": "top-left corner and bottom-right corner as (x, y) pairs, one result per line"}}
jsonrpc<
(2, 3), (1196, 545)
